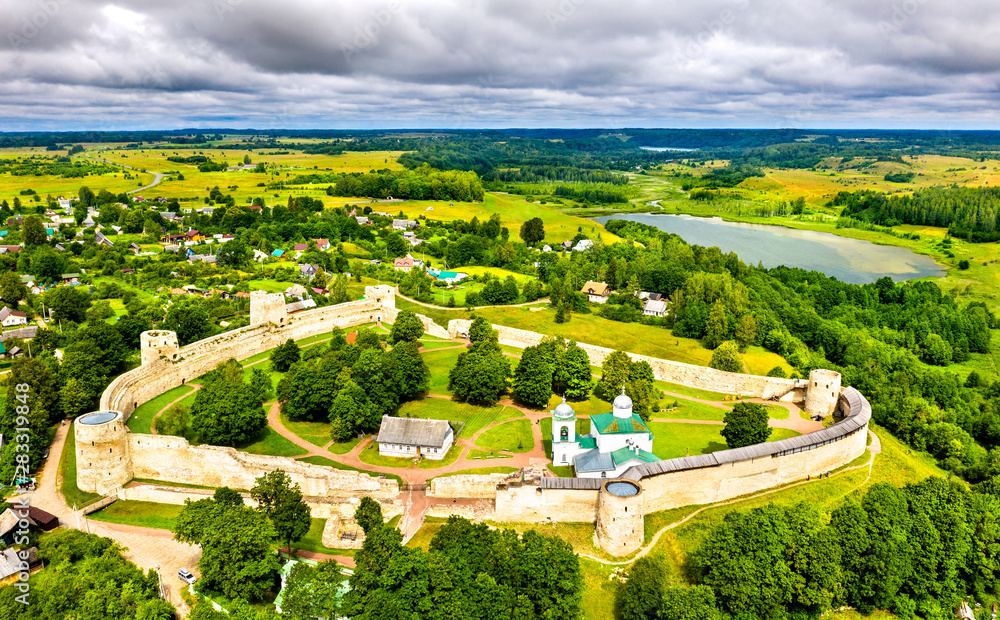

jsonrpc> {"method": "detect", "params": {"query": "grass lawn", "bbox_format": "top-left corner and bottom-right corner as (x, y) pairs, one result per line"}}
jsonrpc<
(466, 448), (515, 461)
(297, 455), (402, 485)
(89, 500), (183, 531)
(419, 346), (467, 396)
(398, 399), (517, 437)
(327, 436), (363, 455)
(294, 518), (359, 557)
(238, 427), (309, 458)
(60, 423), (101, 508)
(127, 385), (195, 434)
(653, 399), (727, 421)
(646, 422), (727, 460)
(475, 419), (534, 453)
(280, 412), (333, 448)
(655, 380), (741, 401)
(418, 339), (464, 350)
(428, 466), (518, 481)
(768, 427), (802, 441)
(404, 519), (447, 550)
(547, 464), (575, 477)
(765, 404), (791, 420)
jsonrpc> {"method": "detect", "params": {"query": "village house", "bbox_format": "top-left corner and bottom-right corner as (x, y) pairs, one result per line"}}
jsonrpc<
(0, 506), (58, 545)
(0, 307), (28, 327)
(285, 298), (317, 314)
(402, 231), (421, 246)
(312, 238), (330, 250)
(299, 264), (318, 279)
(376, 415), (454, 460)
(0, 547), (40, 586)
(581, 281), (612, 304)
(355, 216), (370, 226)
(393, 254), (424, 272)
(392, 219), (418, 230)
(94, 231), (114, 247)
(643, 299), (668, 317)
(573, 239), (594, 252)
(0, 326), (37, 342)
(285, 284), (308, 299)
(292, 243), (309, 252)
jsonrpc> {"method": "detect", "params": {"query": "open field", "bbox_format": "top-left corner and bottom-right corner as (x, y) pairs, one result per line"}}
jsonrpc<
(89, 500), (183, 531)
(475, 418), (534, 453)
(392, 193), (624, 245)
(398, 399), (520, 437)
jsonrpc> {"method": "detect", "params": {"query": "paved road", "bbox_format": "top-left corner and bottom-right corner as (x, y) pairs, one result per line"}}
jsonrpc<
(28, 421), (200, 615)
(91, 157), (166, 194)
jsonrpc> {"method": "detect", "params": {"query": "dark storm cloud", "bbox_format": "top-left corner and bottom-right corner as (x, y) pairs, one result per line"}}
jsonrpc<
(1, 0), (999, 129)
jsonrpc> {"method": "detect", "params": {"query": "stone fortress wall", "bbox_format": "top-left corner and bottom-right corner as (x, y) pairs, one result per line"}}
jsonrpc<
(447, 320), (807, 403)
(87, 286), (871, 550)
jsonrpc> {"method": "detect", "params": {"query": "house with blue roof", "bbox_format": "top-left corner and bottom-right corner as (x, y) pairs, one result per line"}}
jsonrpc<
(551, 389), (659, 478)
(271, 249), (285, 258)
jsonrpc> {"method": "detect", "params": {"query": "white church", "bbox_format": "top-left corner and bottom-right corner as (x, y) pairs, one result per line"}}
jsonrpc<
(551, 389), (660, 478)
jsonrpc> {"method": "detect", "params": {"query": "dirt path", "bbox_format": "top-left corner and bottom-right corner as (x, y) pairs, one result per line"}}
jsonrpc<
(27, 421), (200, 615)
(577, 429), (883, 566)
(150, 385), (201, 435)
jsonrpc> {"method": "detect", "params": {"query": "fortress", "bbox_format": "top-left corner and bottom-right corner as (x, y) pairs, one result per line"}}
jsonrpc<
(79, 287), (870, 555)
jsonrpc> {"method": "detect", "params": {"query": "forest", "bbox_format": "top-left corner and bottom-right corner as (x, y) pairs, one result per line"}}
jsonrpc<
(833, 186), (1000, 241)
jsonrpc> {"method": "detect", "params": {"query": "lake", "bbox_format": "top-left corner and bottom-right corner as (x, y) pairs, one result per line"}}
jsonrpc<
(593, 213), (945, 284)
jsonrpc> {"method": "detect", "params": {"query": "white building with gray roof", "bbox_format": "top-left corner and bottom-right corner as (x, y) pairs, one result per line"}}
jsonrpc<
(376, 415), (454, 460)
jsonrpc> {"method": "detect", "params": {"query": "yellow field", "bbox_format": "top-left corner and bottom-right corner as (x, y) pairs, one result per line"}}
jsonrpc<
(392, 193), (623, 245)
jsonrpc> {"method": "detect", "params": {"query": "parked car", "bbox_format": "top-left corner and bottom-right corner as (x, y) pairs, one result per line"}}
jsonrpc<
(178, 568), (196, 585)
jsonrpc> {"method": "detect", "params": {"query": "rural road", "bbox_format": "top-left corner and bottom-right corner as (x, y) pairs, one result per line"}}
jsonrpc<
(90, 157), (167, 194)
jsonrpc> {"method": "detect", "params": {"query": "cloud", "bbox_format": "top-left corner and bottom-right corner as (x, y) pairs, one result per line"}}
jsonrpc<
(1, 0), (999, 129)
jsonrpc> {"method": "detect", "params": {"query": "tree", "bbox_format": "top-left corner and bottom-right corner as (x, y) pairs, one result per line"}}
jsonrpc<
(155, 403), (190, 437)
(597, 350), (632, 399)
(708, 341), (743, 373)
(22, 215), (46, 246)
(704, 299), (728, 349)
(59, 377), (93, 418)
(449, 349), (510, 405)
(0, 271), (28, 309)
(163, 301), (213, 345)
(555, 300), (570, 323)
(30, 248), (67, 282)
(386, 340), (430, 401)
(512, 345), (555, 409)
(657, 586), (722, 620)
(270, 338), (301, 372)
(191, 359), (268, 446)
(389, 309), (425, 343)
(559, 342), (593, 400)
(617, 556), (664, 620)
(734, 314), (758, 352)
(251, 469), (312, 553)
(385, 232), (407, 257)
(174, 496), (280, 602)
(519, 217), (545, 245)
(217, 237), (250, 268)
(721, 401), (771, 449)
(280, 561), (344, 620)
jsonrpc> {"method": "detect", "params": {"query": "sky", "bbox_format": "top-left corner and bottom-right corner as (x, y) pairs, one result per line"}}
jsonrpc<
(2, 0), (999, 131)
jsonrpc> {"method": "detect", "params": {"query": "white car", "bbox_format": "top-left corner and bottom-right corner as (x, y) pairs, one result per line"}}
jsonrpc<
(178, 568), (197, 585)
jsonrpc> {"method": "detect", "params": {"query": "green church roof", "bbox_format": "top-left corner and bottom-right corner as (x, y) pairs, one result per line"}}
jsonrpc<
(610, 446), (659, 467)
(591, 412), (651, 436)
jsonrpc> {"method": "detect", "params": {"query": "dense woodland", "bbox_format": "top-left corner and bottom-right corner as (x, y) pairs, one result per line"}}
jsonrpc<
(833, 186), (1000, 241)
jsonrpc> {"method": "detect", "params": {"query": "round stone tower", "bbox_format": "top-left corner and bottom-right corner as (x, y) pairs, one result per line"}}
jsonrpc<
(250, 290), (287, 326)
(804, 369), (842, 418)
(75, 410), (133, 496)
(595, 479), (644, 556)
(139, 330), (179, 366)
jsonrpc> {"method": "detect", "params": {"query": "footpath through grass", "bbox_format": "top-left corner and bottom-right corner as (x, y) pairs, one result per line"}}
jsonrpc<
(128, 385), (195, 434)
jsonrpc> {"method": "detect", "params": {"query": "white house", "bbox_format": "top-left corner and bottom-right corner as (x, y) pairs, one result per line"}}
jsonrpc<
(392, 219), (418, 230)
(376, 416), (454, 460)
(581, 281), (611, 304)
(551, 392), (659, 479)
(0, 307), (28, 327)
(643, 299), (668, 317)
(573, 239), (594, 252)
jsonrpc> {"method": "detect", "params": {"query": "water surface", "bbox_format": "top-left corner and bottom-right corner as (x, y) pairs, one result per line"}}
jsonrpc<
(594, 213), (944, 284)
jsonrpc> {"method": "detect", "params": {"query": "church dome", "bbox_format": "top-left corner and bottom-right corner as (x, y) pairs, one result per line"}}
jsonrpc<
(554, 398), (575, 419)
(612, 387), (633, 418)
